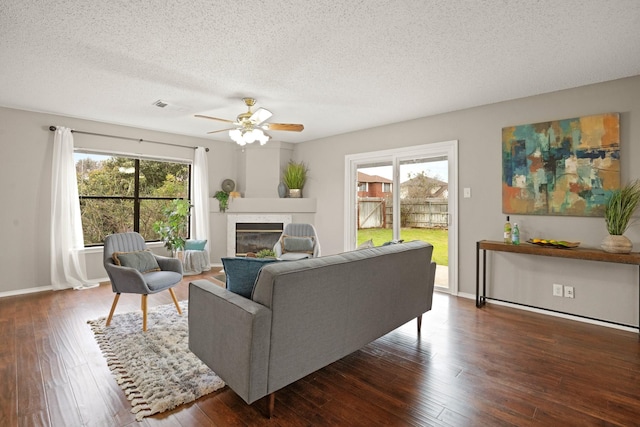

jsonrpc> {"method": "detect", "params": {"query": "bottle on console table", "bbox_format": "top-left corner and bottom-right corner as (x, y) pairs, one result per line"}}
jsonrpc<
(504, 216), (512, 244)
(511, 223), (520, 245)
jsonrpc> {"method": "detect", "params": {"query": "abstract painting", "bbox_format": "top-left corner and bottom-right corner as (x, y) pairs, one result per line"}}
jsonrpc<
(502, 113), (620, 216)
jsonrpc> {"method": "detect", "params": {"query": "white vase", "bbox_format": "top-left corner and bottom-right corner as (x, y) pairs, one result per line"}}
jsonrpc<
(600, 234), (632, 253)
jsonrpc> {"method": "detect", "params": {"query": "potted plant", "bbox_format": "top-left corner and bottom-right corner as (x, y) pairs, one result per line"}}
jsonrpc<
(214, 190), (230, 212)
(282, 160), (309, 198)
(152, 198), (192, 256)
(601, 180), (640, 253)
(256, 248), (276, 258)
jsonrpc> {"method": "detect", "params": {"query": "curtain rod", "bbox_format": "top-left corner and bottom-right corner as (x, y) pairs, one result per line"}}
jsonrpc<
(48, 126), (209, 152)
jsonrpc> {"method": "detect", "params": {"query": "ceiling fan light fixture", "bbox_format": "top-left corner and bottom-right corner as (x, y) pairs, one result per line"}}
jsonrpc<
(200, 98), (301, 145)
(228, 128), (271, 146)
(257, 130), (271, 145)
(229, 129), (244, 145)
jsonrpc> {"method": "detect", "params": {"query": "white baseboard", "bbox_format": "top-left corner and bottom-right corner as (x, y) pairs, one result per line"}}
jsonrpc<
(0, 285), (53, 298)
(456, 292), (637, 333)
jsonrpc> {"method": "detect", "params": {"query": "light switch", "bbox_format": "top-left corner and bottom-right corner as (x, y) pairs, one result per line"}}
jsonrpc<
(464, 187), (471, 198)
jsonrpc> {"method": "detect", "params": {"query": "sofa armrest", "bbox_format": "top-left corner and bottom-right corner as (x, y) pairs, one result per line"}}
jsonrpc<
(188, 280), (272, 404)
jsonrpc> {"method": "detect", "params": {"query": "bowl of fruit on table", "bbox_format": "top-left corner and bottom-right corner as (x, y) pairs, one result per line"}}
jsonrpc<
(527, 238), (580, 248)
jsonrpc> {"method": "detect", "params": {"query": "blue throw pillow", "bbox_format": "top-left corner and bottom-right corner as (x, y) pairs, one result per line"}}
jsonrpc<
(221, 257), (278, 298)
(185, 239), (207, 250)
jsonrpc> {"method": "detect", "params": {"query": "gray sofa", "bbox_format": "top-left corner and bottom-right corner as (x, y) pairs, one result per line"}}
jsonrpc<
(189, 240), (436, 416)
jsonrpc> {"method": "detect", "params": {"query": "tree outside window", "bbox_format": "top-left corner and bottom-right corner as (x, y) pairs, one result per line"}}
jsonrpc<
(75, 153), (190, 246)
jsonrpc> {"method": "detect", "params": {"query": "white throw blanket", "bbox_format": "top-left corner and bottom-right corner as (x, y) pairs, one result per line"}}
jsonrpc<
(182, 250), (211, 275)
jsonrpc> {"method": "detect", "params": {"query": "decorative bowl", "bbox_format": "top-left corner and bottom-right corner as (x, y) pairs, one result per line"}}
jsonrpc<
(527, 238), (580, 249)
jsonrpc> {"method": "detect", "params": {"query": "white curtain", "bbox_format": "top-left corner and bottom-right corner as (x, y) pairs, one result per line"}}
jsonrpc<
(192, 147), (211, 251)
(50, 127), (96, 290)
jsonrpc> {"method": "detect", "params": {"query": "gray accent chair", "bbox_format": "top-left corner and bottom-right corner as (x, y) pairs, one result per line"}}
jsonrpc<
(103, 232), (183, 331)
(272, 223), (321, 260)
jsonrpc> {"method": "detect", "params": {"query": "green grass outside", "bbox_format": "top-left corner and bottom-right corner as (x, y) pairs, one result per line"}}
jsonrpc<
(357, 228), (448, 266)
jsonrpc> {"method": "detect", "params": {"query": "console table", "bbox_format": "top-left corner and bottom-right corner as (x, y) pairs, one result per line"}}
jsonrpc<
(475, 240), (640, 329)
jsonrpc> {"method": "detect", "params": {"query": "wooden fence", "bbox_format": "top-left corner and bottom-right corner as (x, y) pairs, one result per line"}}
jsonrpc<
(358, 197), (448, 229)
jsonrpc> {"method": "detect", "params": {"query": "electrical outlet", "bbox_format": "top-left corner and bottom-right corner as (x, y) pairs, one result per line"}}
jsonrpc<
(553, 284), (563, 297)
(564, 285), (575, 298)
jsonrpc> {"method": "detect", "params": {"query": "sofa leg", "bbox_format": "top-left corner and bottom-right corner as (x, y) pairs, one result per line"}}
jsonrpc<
(267, 392), (275, 418)
(417, 314), (422, 334)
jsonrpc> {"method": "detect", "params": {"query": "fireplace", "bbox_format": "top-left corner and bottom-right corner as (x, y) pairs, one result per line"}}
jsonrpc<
(227, 214), (292, 257)
(235, 222), (283, 256)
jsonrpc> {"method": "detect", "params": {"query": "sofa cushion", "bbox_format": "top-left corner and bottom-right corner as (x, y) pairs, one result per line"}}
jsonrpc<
(221, 257), (278, 298)
(281, 235), (315, 254)
(112, 250), (161, 273)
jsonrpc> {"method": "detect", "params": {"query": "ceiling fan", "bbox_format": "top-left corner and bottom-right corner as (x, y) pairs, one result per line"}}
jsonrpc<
(195, 97), (304, 146)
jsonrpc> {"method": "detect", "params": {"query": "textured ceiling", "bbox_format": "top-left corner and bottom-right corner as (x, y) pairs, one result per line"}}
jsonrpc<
(1, 1), (639, 144)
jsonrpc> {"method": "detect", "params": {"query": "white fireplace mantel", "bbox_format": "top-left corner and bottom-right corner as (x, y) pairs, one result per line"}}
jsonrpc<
(212, 197), (316, 214)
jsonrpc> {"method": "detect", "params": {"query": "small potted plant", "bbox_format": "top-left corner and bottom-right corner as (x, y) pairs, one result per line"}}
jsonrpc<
(282, 160), (309, 198)
(601, 180), (640, 253)
(214, 190), (230, 212)
(152, 198), (192, 256)
(256, 248), (276, 258)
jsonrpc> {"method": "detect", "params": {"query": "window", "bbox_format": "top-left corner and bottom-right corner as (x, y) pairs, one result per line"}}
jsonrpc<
(358, 182), (368, 192)
(75, 153), (190, 246)
(383, 182), (392, 192)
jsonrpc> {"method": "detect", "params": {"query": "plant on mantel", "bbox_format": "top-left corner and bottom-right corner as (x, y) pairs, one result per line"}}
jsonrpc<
(214, 190), (230, 212)
(282, 160), (309, 198)
(601, 179), (640, 253)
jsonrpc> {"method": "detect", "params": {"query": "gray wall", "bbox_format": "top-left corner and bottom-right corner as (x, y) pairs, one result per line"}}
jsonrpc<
(2, 75), (639, 327)
(0, 107), (236, 293)
(296, 75), (640, 327)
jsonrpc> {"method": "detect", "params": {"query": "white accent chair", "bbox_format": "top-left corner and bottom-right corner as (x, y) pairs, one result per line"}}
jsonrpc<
(273, 223), (321, 260)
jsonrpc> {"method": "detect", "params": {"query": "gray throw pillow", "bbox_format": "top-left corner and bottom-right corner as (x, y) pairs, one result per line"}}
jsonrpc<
(112, 250), (161, 273)
(281, 235), (315, 253)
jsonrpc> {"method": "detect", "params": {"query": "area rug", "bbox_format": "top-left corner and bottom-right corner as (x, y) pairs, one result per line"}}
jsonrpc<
(87, 301), (225, 421)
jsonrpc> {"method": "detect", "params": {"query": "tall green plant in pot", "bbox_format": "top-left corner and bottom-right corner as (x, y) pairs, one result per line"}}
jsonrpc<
(601, 180), (640, 253)
(153, 198), (192, 256)
(282, 160), (308, 198)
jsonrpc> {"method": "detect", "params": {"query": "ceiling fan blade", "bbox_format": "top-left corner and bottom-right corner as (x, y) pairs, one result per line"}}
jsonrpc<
(264, 123), (304, 132)
(195, 114), (234, 124)
(249, 107), (272, 125)
(207, 128), (236, 134)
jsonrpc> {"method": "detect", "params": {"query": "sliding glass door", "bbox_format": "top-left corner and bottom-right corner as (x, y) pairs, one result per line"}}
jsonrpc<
(345, 141), (457, 293)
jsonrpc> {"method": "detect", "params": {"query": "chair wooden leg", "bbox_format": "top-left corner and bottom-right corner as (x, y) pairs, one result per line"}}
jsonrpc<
(417, 314), (422, 334)
(169, 288), (182, 315)
(267, 392), (275, 418)
(106, 293), (121, 326)
(141, 294), (148, 332)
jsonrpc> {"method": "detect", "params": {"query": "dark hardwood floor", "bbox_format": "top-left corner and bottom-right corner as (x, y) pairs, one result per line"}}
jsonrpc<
(1, 271), (639, 426)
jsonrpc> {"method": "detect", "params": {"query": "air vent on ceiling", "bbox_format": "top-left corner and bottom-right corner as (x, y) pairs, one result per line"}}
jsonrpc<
(152, 99), (169, 108)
